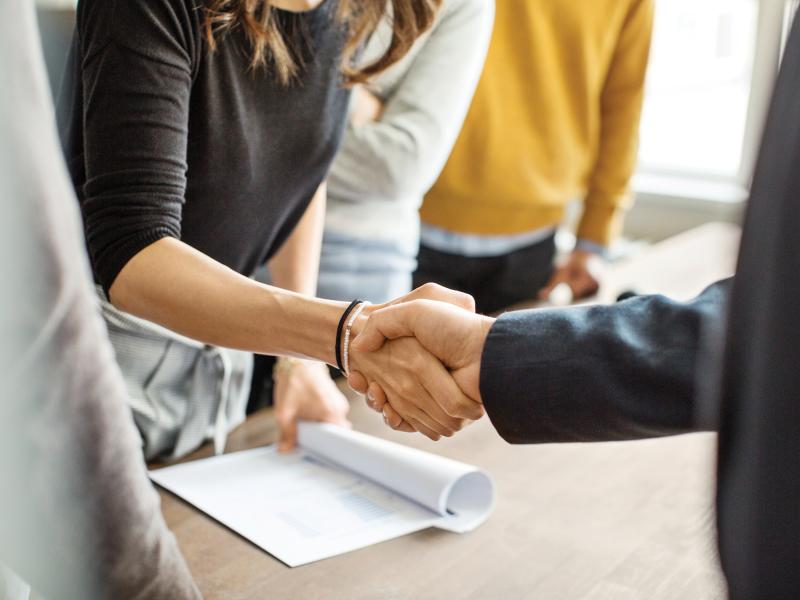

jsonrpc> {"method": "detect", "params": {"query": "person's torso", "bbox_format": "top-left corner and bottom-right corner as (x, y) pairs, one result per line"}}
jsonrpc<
(63, 0), (350, 278)
(422, 0), (643, 233)
(182, 3), (350, 274)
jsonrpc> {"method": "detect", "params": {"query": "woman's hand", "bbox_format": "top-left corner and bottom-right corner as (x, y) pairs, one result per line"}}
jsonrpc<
(274, 359), (351, 452)
(350, 86), (385, 127)
(347, 336), (478, 441)
(351, 299), (492, 436)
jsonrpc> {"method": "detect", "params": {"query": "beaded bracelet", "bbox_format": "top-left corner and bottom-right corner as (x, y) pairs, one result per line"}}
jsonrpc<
(343, 301), (370, 376)
(335, 299), (363, 374)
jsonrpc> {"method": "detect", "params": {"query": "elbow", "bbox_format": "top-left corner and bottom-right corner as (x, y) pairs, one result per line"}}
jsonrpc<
(88, 226), (179, 307)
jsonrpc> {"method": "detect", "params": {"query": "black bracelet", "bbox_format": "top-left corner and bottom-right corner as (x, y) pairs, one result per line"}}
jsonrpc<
(335, 299), (363, 374)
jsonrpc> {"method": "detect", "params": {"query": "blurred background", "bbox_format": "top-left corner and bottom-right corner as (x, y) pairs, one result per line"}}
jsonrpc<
(32, 0), (800, 258)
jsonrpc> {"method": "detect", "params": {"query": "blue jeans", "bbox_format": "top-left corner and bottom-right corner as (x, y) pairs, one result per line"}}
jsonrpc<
(317, 231), (415, 304)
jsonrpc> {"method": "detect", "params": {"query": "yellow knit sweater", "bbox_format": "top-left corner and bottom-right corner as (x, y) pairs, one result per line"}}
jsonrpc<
(421, 0), (654, 246)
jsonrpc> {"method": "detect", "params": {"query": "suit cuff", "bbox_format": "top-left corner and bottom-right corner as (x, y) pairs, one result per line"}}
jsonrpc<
(478, 311), (565, 444)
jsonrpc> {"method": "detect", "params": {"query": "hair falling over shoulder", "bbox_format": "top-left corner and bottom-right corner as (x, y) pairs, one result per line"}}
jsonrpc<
(203, 0), (442, 85)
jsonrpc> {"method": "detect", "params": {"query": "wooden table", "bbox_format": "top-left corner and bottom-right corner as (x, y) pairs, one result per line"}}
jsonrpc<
(159, 222), (740, 600)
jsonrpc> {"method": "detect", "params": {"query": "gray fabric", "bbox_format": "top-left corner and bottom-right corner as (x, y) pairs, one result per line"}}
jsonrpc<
(0, 3), (199, 598)
(100, 291), (252, 460)
(324, 0), (494, 257)
(0, 565), (30, 600)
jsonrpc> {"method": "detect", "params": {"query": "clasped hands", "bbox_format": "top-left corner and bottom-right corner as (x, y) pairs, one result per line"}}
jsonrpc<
(347, 284), (495, 440)
(275, 284), (494, 451)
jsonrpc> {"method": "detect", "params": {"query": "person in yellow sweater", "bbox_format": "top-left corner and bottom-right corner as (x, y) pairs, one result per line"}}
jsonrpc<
(417, 0), (654, 314)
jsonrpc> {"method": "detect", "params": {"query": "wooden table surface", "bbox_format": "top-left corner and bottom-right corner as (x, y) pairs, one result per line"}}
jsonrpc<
(158, 222), (741, 600)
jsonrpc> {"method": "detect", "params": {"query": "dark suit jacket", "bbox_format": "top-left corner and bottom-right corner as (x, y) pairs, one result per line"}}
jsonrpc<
(479, 16), (800, 600)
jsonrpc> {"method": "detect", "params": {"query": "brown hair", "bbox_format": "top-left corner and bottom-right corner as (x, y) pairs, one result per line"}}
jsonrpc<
(203, 0), (442, 85)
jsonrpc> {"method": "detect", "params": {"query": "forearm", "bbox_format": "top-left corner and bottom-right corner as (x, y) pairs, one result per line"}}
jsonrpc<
(328, 0), (492, 202)
(578, 0), (653, 246)
(269, 183), (326, 295)
(480, 280), (730, 443)
(109, 237), (345, 364)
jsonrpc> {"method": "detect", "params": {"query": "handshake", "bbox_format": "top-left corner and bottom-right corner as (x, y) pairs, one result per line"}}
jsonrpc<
(344, 284), (496, 440)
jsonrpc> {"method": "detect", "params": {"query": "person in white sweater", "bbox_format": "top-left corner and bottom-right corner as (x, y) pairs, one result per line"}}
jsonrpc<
(319, 0), (495, 303)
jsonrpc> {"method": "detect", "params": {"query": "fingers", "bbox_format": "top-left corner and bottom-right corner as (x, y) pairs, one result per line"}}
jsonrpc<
(349, 331), (478, 439)
(417, 351), (482, 421)
(382, 403), (415, 432)
(397, 410), (442, 440)
(366, 381), (387, 412)
(365, 383), (415, 434)
(396, 282), (476, 313)
(384, 385), (454, 439)
(277, 407), (298, 453)
(348, 370), (368, 394)
(351, 302), (419, 353)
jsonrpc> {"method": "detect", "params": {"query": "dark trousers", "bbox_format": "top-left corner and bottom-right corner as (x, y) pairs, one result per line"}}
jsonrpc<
(413, 234), (557, 315)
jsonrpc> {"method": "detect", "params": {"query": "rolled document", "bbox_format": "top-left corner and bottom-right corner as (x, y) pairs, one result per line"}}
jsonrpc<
(298, 422), (495, 532)
(151, 423), (495, 566)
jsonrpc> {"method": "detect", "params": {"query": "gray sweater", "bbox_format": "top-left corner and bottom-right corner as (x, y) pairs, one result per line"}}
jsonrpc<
(0, 4), (199, 599)
(325, 0), (494, 257)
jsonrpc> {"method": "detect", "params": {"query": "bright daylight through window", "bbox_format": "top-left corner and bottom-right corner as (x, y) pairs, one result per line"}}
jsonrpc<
(638, 0), (759, 180)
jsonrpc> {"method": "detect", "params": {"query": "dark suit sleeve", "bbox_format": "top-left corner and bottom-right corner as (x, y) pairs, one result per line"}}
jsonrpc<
(479, 280), (730, 443)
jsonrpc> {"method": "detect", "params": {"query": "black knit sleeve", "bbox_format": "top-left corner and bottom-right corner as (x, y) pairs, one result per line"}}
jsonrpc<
(76, 0), (199, 293)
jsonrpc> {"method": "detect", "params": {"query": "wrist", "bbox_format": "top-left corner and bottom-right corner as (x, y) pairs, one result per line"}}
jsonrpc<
(266, 289), (349, 367)
(273, 356), (320, 380)
(466, 315), (495, 403)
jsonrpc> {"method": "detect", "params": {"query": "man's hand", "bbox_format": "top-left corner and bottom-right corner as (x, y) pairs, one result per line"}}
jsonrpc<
(349, 299), (495, 435)
(347, 335), (479, 440)
(373, 282), (476, 314)
(274, 359), (350, 452)
(539, 249), (604, 302)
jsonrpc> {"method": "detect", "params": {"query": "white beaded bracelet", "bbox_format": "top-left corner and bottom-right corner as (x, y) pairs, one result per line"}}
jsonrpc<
(342, 301), (370, 377)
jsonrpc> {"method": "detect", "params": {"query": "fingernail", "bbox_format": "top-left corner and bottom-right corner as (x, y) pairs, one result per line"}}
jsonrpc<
(367, 389), (374, 401)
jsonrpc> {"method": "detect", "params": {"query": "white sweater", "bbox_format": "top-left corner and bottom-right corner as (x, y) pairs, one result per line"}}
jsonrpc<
(325, 0), (494, 257)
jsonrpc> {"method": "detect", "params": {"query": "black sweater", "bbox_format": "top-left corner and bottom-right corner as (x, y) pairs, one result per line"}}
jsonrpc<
(58, 0), (350, 293)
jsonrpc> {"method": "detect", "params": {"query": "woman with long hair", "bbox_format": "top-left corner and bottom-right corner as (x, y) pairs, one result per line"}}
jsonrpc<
(58, 0), (481, 459)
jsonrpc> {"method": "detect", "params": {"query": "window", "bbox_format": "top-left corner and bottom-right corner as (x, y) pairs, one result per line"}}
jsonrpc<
(636, 0), (789, 191)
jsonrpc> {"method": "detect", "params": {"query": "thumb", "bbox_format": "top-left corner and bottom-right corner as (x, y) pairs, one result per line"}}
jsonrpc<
(277, 407), (298, 453)
(351, 303), (418, 352)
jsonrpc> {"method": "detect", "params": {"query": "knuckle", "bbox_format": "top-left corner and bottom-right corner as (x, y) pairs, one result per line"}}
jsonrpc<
(462, 293), (476, 312)
(420, 282), (441, 295)
(448, 417), (465, 432)
(398, 380), (417, 399)
(441, 395), (461, 418)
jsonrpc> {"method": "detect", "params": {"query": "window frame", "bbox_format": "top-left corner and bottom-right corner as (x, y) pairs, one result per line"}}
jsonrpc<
(634, 0), (790, 204)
